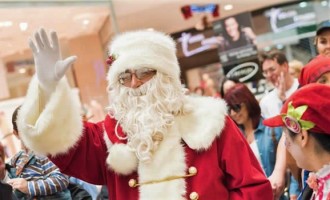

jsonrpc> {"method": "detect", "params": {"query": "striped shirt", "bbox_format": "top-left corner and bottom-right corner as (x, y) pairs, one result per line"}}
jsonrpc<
(9, 150), (69, 197)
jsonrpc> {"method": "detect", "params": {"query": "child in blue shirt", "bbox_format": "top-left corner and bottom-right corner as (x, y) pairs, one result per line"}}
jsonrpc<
(6, 106), (70, 199)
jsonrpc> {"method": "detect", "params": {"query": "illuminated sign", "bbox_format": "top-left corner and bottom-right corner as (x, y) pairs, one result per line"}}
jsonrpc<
(264, 3), (316, 33)
(223, 58), (263, 83)
(226, 62), (259, 82)
(174, 28), (218, 57)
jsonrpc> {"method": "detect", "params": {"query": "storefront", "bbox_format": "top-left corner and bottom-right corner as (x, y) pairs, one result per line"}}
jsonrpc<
(172, 1), (329, 97)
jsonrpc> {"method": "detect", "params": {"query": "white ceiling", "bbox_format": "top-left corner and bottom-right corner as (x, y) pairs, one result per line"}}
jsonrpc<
(0, 0), (296, 61)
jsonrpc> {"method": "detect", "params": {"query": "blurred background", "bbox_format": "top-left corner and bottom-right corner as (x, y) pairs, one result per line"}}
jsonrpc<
(0, 0), (328, 156)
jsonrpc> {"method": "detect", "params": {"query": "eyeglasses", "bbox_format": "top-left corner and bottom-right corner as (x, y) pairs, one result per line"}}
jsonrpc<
(118, 68), (157, 86)
(262, 66), (277, 77)
(228, 103), (242, 113)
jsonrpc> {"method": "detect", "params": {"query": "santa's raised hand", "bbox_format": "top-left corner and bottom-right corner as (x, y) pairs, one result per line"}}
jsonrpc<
(29, 28), (76, 94)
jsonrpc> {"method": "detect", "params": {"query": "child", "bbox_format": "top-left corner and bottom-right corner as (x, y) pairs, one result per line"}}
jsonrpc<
(7, 106), (71, 199)
(264, 84), (330, 200)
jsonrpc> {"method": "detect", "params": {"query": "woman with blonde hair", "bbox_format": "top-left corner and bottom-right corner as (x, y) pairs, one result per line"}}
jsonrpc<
(289, 60), (304, 79)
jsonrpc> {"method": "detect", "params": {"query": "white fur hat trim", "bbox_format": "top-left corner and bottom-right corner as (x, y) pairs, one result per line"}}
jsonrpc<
(107, 30), (180, 86)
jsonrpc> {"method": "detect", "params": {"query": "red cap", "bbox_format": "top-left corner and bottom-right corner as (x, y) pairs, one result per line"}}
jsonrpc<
(264, 84), (330, 135)
(299, 55), (330, 86)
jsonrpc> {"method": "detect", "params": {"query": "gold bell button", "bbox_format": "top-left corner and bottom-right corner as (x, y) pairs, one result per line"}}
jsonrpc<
(188, 166), (197, 175)
(189, 191), (199, 200)
(128, 179), (137, 188)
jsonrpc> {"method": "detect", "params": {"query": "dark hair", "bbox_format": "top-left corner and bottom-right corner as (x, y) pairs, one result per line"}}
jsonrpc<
(12, 106), (21, 132)
(310, 132), (330, 153)
(259, 50), (288, 66)
(219, 77), (240, 98)
(224, 83), (261, 129)
(314, 26), (330, 50)
(287, 129), (330, 153)
(223, 17), (242, 42)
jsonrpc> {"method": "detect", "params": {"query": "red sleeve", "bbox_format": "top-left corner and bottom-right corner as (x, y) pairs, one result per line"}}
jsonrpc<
(218, 116), (273, 200)
(49, 120), (110, 185)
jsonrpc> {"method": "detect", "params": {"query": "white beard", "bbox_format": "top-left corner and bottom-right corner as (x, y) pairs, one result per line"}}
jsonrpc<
(107, 73), (186, 162)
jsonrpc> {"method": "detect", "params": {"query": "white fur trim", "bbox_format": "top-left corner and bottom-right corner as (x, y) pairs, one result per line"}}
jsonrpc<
(17, 76), (83, 156)
(107, 30), (180, 86)
(102, 125), (138, 175)
(101, 96), (226, 198)
(138, 123), (186, 200)
(178, 96), (227, 150)
(106, 143), (138, 175)
(103, 130), (113, 150)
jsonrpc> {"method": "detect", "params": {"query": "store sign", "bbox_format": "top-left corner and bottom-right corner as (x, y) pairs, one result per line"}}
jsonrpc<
(213, 12), (258, 65)
(213, 12), (262, 82)
(226, 61), (259, 82)
(264, 4), (316, 33)
(173, 28), (218, 57)
(178, 32), (216, 57)
(218, 45), (258, 65)
(223, 58), (263, 83)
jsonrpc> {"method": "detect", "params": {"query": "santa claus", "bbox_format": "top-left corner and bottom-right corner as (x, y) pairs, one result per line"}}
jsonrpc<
(17, 29), (272, 200)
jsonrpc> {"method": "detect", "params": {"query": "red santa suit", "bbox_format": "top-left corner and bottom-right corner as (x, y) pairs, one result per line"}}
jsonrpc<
(17, 30), (272, 200)
(17, 77), (272, 200)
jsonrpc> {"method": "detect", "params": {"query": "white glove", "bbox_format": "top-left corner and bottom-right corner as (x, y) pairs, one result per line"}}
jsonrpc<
(29, 28), (77, 93)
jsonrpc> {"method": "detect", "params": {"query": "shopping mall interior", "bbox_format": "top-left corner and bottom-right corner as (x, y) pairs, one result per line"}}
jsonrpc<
(0, 0), (329, 156)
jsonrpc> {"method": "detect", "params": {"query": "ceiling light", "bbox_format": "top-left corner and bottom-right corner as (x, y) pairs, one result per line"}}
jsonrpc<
(19, 22), (28, 31)
(83, 19), (90, 25)
(18, 68), (26, 74)
(299, 2), (307, 8)
(0, 21), (13, 27)
(321, 1), (328, 6)
(224, 4), (233, 11)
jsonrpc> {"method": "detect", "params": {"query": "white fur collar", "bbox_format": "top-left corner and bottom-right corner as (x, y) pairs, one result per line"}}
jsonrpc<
(105, 96), (227, 199)
(177, 96), (227, 151)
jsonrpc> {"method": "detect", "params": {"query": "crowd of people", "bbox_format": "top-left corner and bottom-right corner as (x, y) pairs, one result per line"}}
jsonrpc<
(1, 18), (330, 200)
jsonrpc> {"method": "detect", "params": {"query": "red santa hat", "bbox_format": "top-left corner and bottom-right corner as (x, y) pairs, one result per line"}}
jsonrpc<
(264, 84), (330, 135)
(299, 55), (330, 86)
(106, 30), (180, 86)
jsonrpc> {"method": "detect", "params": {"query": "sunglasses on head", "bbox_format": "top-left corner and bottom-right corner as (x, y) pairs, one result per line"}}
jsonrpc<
(228, 103), (242, 113)
(118, 67), (157, 85)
